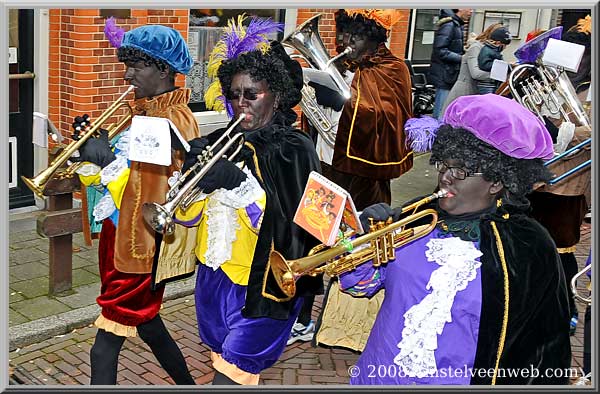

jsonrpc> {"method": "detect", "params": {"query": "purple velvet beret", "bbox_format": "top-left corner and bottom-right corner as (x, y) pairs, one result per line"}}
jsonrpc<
(442, 94), (554, 160)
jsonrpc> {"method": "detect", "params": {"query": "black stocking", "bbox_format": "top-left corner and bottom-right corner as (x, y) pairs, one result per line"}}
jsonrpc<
(137, 314), (195, 385)
(212, 370), (241, 385)
(90, 329), (126, 385)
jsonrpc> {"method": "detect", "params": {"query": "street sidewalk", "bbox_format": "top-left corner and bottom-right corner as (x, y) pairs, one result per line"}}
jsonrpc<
(8, 222), (591, 386)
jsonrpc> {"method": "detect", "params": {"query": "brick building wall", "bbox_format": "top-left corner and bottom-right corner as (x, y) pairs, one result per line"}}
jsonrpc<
(47, 9), (190, 154)
(46, 8), (410, 152)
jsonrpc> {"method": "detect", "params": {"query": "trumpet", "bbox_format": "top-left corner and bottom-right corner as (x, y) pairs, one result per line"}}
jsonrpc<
(142, 114), (246, 235)
(21, 85), (135, 197)
(269, 190), (448, 298)
(571, 264), (591, 305)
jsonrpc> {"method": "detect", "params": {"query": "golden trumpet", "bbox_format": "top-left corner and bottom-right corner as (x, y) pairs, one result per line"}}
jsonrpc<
(268, 190), (447, 298)
(21, 85), (135, 197)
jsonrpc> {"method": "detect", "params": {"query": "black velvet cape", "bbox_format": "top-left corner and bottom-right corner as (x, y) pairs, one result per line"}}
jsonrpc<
(206, 110), (323, 320)
(401, 195), (572, 384)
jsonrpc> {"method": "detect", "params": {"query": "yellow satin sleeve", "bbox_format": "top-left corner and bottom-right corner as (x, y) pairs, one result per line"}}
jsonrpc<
(106, 168), (130, 210)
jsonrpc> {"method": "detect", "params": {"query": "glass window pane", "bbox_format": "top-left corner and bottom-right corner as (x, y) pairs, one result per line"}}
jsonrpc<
(186, 9), (285, 112)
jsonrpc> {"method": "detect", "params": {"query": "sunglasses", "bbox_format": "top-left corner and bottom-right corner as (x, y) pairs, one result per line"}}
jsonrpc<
(434, 161), (483, 180)
(225, 90), (265, 101)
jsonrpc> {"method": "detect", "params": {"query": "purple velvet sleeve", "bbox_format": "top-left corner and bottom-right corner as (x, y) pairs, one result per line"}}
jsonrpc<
(338, 259), (385, 297)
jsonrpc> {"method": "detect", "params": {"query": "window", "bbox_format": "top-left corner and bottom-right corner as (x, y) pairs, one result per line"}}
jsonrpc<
(100, 9), (131, 19)
(186, 9), (286, 112)
(483, 11), (522, 38)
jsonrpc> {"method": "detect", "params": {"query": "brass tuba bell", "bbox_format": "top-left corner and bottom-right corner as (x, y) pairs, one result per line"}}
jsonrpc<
(282, 13), (353, 148)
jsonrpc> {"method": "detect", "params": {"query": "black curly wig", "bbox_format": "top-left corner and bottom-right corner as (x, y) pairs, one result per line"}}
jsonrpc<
(217, 46), (302, 111)
(335, 9), (389, 44)
(117, 46), (176, 80)
(430, 125), (553, 198)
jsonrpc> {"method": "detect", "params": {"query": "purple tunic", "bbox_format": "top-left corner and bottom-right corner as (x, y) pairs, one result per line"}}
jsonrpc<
(342, 229), (483, 385)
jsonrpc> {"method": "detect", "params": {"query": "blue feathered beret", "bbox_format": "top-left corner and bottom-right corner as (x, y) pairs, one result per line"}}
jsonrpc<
(121, 25), (193, 75)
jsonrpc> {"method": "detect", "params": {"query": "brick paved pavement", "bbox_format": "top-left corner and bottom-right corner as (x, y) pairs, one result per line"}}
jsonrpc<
(8, 223), (591, 386)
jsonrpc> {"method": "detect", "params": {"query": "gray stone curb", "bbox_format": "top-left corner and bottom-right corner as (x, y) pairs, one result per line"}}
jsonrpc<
(9, 277), (195, 352)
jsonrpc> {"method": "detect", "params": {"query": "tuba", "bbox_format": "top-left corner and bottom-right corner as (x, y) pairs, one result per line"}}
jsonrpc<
(142, 114), (246, 235)
(282, 13), (352, 148)
(21, 85), (135, 197)
(503, 26), (590, 129)
(268, 190), (447, 298)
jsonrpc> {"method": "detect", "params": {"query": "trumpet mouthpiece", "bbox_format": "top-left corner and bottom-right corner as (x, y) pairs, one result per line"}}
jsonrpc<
(238, 113), (246, 121)
(437, 189), (453, 198)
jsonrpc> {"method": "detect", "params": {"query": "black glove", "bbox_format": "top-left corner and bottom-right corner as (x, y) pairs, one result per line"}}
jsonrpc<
(71, 114), (91, 140)
(307, 81), (346, 112)
(192, 158), (247, 194)
(359, 203), (402, 233)
(182, 137), (211, 174)
(71, 129), (116, 168)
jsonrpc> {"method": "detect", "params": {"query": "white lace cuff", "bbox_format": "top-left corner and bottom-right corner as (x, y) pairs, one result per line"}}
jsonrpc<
(75, 162), (102, 177)
(93, 194), (117, 222)
(210, 168), (264, 209)
(100, 155), (128, 186)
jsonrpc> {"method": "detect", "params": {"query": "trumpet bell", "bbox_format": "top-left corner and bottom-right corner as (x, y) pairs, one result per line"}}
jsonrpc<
(142, 202), (175, 235)
(269, 250), (297, 298)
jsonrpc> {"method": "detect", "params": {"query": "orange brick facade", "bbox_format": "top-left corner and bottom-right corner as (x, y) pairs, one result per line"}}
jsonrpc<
(47, 9), (190, 152)
(46, 9), (410, 153)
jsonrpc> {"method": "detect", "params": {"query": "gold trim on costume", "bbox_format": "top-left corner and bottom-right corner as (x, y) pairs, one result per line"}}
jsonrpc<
(557, 246), (577, 254)
(211, 351), (260, 385)
(490, 221), (510, 385)
(261, 243), (293, 302)
(345, 68), (414, 167)
(94, 314), (138, 337)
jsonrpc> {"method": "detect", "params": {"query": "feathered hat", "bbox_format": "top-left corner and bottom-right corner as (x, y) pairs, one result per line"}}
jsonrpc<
(204, 14), (283, 117)
(103, 17), (193, 75)
(344, 9), (403, 31)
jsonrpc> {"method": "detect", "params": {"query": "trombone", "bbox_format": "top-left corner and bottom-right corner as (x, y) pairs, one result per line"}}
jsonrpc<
(268, 190), (448, 298)
(545, 138), (591, 185)
(21, 85), (136, 197)
(142, 114), (246, 236)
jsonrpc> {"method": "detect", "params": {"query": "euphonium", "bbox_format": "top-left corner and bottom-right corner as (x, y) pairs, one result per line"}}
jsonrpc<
(269, 190), (448, 298)
(21, 85), (136, 197)
(283, 13), (353, 148)
(142, 114), (246, 235)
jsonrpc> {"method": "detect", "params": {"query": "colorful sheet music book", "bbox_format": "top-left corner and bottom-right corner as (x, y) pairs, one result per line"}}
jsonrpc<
(293, 171), (363, 246)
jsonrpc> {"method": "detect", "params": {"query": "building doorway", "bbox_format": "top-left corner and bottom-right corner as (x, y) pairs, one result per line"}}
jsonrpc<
(9, 9), (35, 209)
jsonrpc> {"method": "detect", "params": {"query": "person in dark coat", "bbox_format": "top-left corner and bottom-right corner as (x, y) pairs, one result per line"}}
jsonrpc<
(337, 94), (571, 385)
(429, 9), (472, 119)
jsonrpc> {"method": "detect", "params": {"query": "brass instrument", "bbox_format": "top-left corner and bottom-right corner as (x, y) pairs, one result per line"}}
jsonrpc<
(283, 13), (352, 148)
(507, 63), (590, 129)
(503, 27), (590, 129)
(545, 138), (591, 185)
(269, 190), (447, 297)
(142, 114), (246, 235)
(21, 85), (136, 197)
(571, 264), (591, 305)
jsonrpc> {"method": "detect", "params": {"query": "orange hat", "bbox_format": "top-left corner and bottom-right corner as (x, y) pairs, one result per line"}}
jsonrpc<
(345, 9), (403, 31)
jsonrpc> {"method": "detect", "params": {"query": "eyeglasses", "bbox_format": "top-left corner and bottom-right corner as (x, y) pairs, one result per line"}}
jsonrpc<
(434, 161), (484, 180)
(225, 90), (265, 101)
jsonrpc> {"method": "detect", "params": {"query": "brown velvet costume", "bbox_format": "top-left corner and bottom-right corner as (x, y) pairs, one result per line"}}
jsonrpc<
(114, 88), (200, 274)
(331, 44), (413, 210)
(96, 88), (201, 335)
